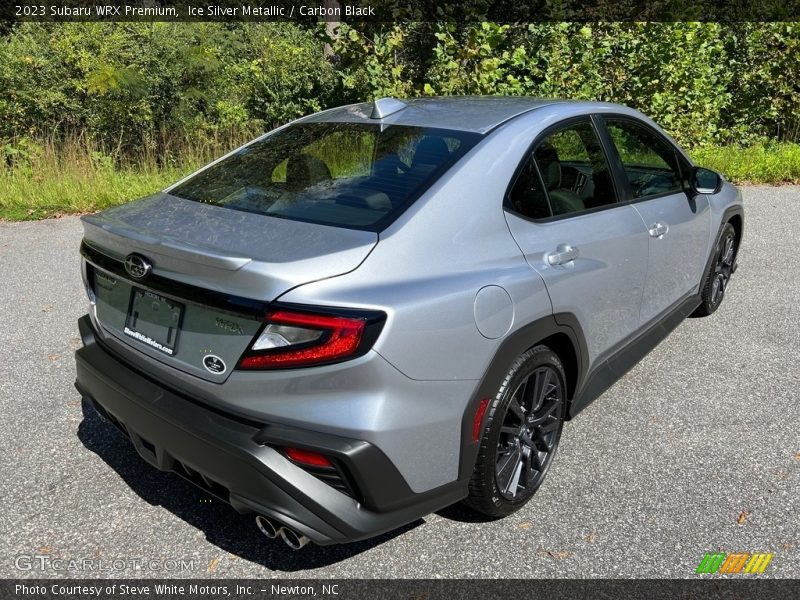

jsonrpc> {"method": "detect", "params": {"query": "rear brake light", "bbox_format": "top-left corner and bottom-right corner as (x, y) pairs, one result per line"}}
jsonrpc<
(238, 308), (382, 369)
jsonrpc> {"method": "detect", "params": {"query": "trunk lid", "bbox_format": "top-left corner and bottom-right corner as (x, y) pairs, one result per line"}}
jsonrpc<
(81, 193), (377, 382)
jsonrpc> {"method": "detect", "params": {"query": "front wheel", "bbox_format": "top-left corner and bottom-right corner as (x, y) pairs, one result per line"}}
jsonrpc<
(464, 345), (567, 518)
(693, 222), (737, 317)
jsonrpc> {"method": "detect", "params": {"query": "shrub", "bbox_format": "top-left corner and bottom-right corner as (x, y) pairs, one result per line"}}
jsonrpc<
(0, 22), (338, 163)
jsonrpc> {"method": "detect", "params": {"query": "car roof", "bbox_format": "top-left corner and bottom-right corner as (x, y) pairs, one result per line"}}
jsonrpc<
(299, 96), (623, 134)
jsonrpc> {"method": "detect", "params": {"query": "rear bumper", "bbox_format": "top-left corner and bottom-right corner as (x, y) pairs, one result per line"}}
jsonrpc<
(74, 315), (465, 544)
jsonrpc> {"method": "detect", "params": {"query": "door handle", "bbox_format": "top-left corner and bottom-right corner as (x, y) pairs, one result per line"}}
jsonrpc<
(546, 244), (579, 266)
(649, 222), (669, 238)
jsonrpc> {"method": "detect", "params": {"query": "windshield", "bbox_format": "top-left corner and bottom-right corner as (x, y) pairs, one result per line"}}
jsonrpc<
(170, 122), (481, 231)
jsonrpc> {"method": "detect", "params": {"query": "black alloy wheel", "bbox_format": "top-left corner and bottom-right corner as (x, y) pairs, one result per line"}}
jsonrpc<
(711, 229), (736, 306)
(495, 365), (563, 501)
(693, 222), (737, 317)
(465, 345), (566, 517)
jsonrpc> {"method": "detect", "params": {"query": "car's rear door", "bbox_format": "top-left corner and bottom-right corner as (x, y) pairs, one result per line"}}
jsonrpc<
(503, 117), (650, 367)
(599, 117), (711, 325)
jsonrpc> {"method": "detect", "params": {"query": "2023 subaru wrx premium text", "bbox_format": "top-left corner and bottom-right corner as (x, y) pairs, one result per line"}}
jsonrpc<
(74, 97), (743, 549)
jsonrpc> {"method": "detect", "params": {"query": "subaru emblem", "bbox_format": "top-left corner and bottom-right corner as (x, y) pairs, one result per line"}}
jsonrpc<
(124, 253), (152, 280)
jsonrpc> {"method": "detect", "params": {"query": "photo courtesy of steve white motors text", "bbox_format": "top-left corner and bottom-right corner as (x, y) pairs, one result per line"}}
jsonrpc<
(14, 583), (341, 597)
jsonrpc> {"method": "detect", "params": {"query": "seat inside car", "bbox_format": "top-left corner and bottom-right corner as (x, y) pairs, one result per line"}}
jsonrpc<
(534, 143), (584, 215)
(409, 137), (450, 178)
(361, 137), (452, 210)
(286, 153), (332, 192)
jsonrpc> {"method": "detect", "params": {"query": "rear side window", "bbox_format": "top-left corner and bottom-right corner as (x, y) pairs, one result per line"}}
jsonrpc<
(170, 122), (480, 231)
(605, 119), (684, 199)
(509, 157), (551, 219)
(508, 119), (617, 219)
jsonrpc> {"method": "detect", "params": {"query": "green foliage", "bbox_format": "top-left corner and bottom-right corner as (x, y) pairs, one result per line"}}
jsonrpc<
(2, 21), (798, 154)
(333, 22), (800, 148)
(230, 24), (339, 127)
(0, 149), (191, 221)
(587, 23), (732, 146)
(691, 141), (800, 184)
(1, 21), (799, 221)
(721, 23), (800, 144)
(0, 22), (338, 163)
(0, 167), (180, 221)
(425, 22), (520, 95)
(329, 23), (418, 98)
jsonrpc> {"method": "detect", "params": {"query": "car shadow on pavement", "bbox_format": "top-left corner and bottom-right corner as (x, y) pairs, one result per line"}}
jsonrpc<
(77, 400), (420, 572)
(435, 503), (498, 524)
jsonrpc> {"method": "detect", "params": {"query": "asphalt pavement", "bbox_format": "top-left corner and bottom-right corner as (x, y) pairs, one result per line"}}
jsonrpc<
(0, 186), (798, 578)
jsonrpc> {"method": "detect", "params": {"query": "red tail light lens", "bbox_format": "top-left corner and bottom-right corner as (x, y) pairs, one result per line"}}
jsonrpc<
(238, 309), (373, 369)
(284, 447), (333, 468)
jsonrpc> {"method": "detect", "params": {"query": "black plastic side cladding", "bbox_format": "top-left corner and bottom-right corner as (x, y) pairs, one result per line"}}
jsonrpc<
(456, 289), (708, 482)
(697, 204), (744, 296)
(456, 313), (588, 483)
(569, 294), (701, 416)
(253, 423), (434, 513)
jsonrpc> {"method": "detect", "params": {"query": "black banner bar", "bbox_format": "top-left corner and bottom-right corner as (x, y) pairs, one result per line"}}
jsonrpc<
(3, 0), (800, 23)
(3, 579), (800, 600)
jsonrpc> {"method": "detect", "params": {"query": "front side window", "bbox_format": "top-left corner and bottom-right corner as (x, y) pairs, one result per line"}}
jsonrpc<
(605, 119), (684, 199)
(171, 123), (480, 231)
(509, 119), (617, 219)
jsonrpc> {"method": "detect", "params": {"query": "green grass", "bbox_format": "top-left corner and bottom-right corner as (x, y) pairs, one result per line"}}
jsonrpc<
(0, 165), (193, 220)
(2, 139), (799, 222)
(0, 135), (222, 221)
(691, 141), (800, 185)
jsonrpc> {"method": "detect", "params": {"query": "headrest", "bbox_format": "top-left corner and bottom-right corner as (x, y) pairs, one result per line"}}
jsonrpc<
(286, 153), (332, 191)
(535, 142), (561, 191)
(412, 137), (450, 167)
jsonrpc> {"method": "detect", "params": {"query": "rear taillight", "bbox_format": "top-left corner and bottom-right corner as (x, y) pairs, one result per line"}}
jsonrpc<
(237, 307), (384, 369)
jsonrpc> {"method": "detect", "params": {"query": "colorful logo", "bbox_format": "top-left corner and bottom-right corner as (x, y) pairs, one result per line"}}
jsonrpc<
(696, 552), (774, 574)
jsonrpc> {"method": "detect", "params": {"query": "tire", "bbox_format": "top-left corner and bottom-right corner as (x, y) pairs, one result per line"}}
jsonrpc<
(464, 345), (567, 518)
(692, 222), (737, 318)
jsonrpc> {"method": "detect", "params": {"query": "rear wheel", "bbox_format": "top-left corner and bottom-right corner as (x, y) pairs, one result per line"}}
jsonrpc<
(693, 222), (737, 317)
(464, 346), (566, 517)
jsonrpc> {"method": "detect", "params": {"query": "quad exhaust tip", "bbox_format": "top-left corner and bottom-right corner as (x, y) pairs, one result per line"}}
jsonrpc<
(255, 515), (280, 539)
(280, 527), (310, 550)
(255, 515), (310, 550)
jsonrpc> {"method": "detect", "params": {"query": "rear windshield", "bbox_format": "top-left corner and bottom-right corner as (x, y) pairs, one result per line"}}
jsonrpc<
(170, 122), (481, 231)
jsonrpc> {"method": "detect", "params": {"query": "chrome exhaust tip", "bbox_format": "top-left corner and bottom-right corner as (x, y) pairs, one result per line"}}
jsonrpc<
(255, 515), (282, 540)
(280, 527), (310, 550)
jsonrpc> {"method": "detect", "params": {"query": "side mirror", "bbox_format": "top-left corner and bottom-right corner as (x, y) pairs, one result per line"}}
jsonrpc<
(692, 167), (722, 195)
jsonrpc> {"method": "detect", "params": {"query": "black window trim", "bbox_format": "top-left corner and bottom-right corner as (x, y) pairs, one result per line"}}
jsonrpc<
(596, 113), (693, 205)
(503, 115), (626, 225)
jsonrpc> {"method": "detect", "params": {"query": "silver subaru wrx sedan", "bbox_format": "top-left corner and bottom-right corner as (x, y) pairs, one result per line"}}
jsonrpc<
(75, 96), (743, 548)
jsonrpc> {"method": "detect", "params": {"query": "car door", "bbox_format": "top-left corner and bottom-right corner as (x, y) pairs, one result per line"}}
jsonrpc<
(503, 117), (650, 366)
(601, 117), (711, 325)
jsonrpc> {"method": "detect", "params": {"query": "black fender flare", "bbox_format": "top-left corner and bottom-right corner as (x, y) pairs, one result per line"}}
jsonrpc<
(456, 313), (588, 483)
(698, 204), (744, 294)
